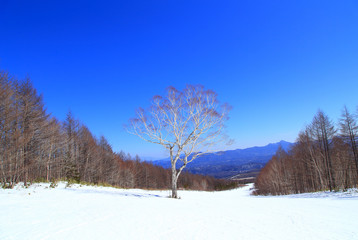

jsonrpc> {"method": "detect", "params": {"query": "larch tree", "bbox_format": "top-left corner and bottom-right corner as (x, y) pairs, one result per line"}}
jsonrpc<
(43, 117), (63, 182)
(0, 72), (17, 186)
(339, 106), (358, 176)
(310, 110), (336, 191)
(63, 111), (80, 182)
(127, 85), (231, 198)
(17, 79), (49, 185)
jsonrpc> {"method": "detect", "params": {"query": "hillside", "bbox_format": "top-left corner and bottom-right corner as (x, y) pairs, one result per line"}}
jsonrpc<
(1, 182), (357, 240)
(152, 140), (293, 179)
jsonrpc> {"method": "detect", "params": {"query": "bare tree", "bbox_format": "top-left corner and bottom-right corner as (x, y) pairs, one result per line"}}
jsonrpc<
(127, 85), (231, 198)
(63, 111), (80, 182)
(339, 106), (358, 176)
(16, 79), (49, 185)
(0, 72), (17, 187)
(43, 117), (63, 182)
(310, 110), (336, 191)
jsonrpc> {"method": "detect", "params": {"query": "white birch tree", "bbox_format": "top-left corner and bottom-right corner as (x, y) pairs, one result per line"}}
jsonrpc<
(127, 85), (231, 198)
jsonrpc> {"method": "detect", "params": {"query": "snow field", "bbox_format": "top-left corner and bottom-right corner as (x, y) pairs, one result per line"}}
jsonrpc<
(1, 183), (357, 240)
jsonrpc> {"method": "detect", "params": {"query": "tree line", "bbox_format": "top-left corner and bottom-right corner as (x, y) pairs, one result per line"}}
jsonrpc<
(255, 107), (358, 195)
(0, 71), (235, 191)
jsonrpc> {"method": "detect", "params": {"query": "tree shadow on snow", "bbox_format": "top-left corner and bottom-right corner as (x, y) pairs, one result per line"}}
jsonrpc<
(64, 188), (164, 198)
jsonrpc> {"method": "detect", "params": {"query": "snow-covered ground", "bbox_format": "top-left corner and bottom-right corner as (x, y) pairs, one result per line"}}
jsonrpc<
(1, 183), (357, 240)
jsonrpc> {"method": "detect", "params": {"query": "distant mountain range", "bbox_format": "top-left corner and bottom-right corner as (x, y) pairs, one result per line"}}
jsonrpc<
(151, 140), (293, 180)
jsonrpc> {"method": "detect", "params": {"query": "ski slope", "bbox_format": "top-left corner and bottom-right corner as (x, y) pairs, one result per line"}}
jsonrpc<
(1, 182), (357, 240)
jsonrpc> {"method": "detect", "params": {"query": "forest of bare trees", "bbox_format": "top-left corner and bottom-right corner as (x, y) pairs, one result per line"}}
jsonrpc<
(0, 71), (235, 191)
(255, 108), (358, 195)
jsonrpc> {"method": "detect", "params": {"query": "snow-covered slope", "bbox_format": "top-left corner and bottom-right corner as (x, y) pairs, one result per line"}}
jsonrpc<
(1, 183), (357, 240)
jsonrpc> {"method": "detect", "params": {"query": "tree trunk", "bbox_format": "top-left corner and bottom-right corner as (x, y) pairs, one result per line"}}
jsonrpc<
(323, 131), (335, 191)
(171, 165), (178, 198)
(46, 143), (53, 182)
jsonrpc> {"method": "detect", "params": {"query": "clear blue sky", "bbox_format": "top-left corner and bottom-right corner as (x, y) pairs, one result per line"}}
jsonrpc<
(1, 0), (358, 159)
